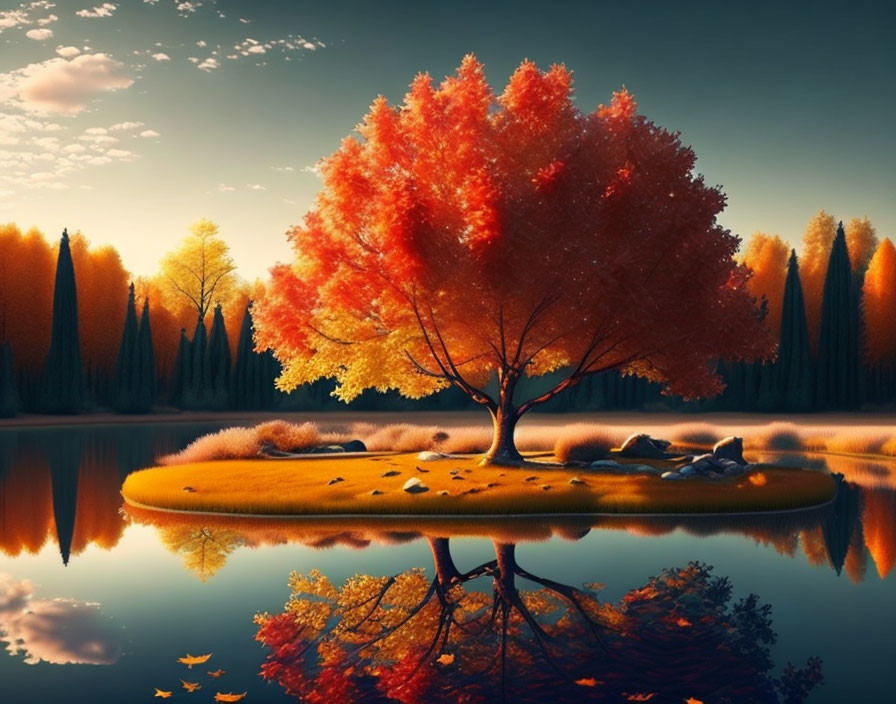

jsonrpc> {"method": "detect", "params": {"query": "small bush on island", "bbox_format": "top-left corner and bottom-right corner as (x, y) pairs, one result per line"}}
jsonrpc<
(553, 425), (627, 463)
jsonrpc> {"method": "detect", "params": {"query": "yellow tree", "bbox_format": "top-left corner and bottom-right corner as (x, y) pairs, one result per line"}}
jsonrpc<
(799, 210), (837, 350)
(862, 239), (896, 367)
(741, 232), (790, 339)
(160, 219), (238, 321)
(845, 216), (878, 275)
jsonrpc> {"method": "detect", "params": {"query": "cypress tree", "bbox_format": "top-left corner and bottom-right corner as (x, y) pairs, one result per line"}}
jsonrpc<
(42, 229), (84, 414)
(113, 284), (140, 412)
(776, 250), (812, 411)
(206, 304), (231, 409)
(816, 223), (860, 409)
(0, 341), (17, 418)
(137, 298), (156, 412)
(186, 314), (208, 408)
(171, 328), (190, 407)
(232, 303), (258, 410)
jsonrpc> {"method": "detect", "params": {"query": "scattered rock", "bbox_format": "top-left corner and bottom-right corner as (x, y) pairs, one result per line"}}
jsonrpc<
(450, 469), (460, 475)
(568, 477), (586, 485)
(415, 466), (429, 473)
(464, 469), (473, 474)
(619, 434), (673, 459)
(525, 476), (539, 482)
(661, 471), (683, 480)
(437, 490), (450, 496)
(418, 451), (448, 461)
(589, 459), (622, 469)
(623, 464), (663, 475)
(342, 439), (367, 453)
(452, 475), (465, 481)
(486, 482), (499, 488)
(327, 477), (344, 485)
(370, 489), (383, 495)
(679, 465), (696, 476)
(182, 486), (196, 493)
(381, 470), (401, 477)
(402, 477), (429, 494)
(309, 444), (348, 454)
(464, 488), (482, 495)
(541, 484), (552, 491)
(713, 436), (746, 465)
(498, 473), (506, 477)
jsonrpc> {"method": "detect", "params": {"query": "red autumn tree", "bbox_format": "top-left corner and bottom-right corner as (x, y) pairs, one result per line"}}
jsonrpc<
(862, 238), (896, 367)
(255, 56), (773, 464)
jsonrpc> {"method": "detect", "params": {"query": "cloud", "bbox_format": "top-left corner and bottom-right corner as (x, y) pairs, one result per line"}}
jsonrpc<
(106, 148), (136, 160)
(110, 120), (143, 130)
(84, 126), (108, 135)
(273, 165), (295, 172)
(247, 183), (266, 190)
(75, 3), (118, 19)
(151, 52), (170, 61)
(197, 57), (219, 72)
(63, 143), (87, 153)
(177, 2), (201, 15)
(55, 46), (81, 58)
(12, 53), (133, 115)
(196, 40), (207, 47)
(0, 573), (122, 666)
(138, 129), (159, 138)
(217, 184), (235, 192)
(25, 28), (53, 40)
(0, 11), (28, 31)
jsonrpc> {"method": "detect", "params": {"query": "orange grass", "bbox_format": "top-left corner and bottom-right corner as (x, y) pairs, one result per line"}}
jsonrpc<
(122, 453), (835, 516)
(553, 424), (628, 463)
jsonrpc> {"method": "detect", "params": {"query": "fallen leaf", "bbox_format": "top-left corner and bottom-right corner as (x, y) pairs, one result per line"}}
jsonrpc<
(676, 617), (692, 627)
(575, 678), (599, 687)
(181, 680), (202, 692)
(436, 653), (455, 665)
(154, 690), (172, 699)
(178, 652), (212, 668)
(208, 669), (226, 678)
(625, 694), (657, 701)
(684, 699), (704, 704)
(214, 692), (247, 702)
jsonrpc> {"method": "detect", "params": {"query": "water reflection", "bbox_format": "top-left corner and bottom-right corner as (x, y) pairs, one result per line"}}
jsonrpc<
(253, 538), (823, 703)
(0, 424), (230, 565)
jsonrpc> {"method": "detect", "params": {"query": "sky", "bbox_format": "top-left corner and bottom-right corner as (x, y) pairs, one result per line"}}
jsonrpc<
(1, 0), (894, 281)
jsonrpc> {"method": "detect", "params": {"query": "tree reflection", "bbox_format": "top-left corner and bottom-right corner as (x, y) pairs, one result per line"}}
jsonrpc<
(158, 525), (245, 581)
(254, 538), (823, 703)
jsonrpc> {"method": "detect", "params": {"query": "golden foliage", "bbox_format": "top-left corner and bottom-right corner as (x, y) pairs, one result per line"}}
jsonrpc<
(742, 232), (789, 338)
(845, 216), (878, 274)
(799, 210), (837, 350)
(862, 238), (896, 366)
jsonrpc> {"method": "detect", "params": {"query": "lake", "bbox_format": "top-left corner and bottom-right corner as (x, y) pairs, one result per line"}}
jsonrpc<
(0, 422), (893, 703)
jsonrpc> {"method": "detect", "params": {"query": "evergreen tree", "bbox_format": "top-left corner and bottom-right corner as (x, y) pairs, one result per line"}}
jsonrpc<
(113, 284), (140, 412)
(232, 303), (259, 410)
(816, 223), (860, 409)
(0, 341), (17, 418)
(185, 314), (208, 408)
(776, 250), (813, 411)
(41, 229), (84, 414)
(137, 298), (156, 412)
(206, 304), (231, 409)
(170, 328), (191, 407)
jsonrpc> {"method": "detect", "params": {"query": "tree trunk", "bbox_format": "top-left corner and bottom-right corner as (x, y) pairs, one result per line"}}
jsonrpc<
(493, 542), (519, 596)
(426, 537), (462, 588)
(482, 402), (524, 466)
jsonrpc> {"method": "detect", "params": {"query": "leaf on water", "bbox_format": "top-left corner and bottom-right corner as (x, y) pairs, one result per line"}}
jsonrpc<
(575, 677), (599, 687)
(181, 679), (202, 692)
(208, 669), (226, 678)
(214, 692), (247, 702)
(154, 690), (172, 699)
(178, 652), (212, 668)
(436, 653), (455, 666)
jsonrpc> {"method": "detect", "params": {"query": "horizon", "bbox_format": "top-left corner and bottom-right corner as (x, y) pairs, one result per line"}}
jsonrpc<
(1, 0), (894, 281)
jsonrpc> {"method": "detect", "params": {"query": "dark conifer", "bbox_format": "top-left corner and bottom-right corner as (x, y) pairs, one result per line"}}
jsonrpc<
(776, 250), (813, 411)
(171, 328), (190, 406)
(0, 341), (17, 418)
(186, 314), (208, 408)
(206, 304), (231, 409)
(113, 284), (140, 412)
(137, 298), (156, 412)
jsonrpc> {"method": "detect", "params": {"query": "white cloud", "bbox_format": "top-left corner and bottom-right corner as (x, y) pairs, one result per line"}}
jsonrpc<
(196, 40), (206, 47)
(273, 165), (294, 172)
(10, 53), (133, 115)
(75, 3), (118, 19)
(217, 184), (235, 192)
(110, 121), (143, 131)
(55, 46), (81, 58)
(25, 28), (54, 40)
(247, 183), (265, 190)
(151, 52), (170, 61)
(197, 57), (219, 72)
(0, 11), (28, 31)
(138, 129), (159, 138)
(247, 45), (265, 54)
(78, 133), (117, 144)
(63, 143), (87, 153)
(176, 2), (200, 15)
(37, 14), (58, 26)
(84, 126), (108, 135)
(106, 148), (136, 160)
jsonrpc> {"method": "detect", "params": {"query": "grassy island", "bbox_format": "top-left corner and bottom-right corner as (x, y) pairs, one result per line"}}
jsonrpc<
(121, 453), (836, 516)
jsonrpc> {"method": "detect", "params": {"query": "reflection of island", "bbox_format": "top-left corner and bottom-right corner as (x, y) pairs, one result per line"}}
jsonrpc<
(126, 462), (896, 584)
(254, 538), (823, 703)
(0, 572), (122, 665)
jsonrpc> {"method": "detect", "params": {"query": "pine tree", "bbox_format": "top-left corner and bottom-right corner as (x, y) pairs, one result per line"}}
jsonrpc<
(113, 284), (140, 412)
(206, 304), (231, 409)
(0, 341), (17, 418)
(816, 223), (860, 409)
(171, 328), (190, 407)
(42, 229), (84, 414)
(185, 314), (208, 408)
(137, 298), (156, 412)
(232, 303), (258, 410)
(776, 250), (813, 411)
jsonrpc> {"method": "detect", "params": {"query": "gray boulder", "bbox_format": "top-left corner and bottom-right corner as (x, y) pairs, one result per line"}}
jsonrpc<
(342, 439), (367, 453)
(619, 433), (673, 459)
(589, 459), (622, 469)
(661, 471), (683, 480)
(402, 477), (429, 494)
(713, 436), (746, 465)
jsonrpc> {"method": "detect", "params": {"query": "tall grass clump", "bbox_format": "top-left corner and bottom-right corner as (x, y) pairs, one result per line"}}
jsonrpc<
(361, 424), (445, 452)
(743, 423), (805, 452)
(553, 425), (627, 463)
(160, 421), (322, 465)
(669, 423), (720, 450)
(823, 431), (891, 456)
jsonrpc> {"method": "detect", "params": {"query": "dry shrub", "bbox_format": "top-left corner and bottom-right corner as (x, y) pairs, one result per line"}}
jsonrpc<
(553, 424), (626, 463)
(744, 423), (805, 452)
(824, 431), (891, 456)
(255, 420), (320, 451)
(669, 423), (720, 449)
(880, 437), (896, 457)
(160, 426), (259, 465)
(516, 426), (564, 452)
(439, 427), (492, 454)
(361, 424), (444, 452)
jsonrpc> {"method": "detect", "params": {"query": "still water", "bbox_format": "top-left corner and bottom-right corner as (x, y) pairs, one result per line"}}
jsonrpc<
(0, 423), (893, 703)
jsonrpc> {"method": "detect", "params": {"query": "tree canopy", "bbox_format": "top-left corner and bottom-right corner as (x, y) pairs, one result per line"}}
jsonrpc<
(255, 55), (773, 462)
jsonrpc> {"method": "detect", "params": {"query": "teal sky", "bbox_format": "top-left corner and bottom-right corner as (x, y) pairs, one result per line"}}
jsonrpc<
(1, 0), (893, 280)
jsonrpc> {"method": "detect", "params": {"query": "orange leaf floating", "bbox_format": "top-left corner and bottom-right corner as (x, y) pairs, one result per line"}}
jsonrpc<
(435, 653), (454, 666)
(208, 669), (226, 678)
(181, 680), (202, 692)
(684, 699), (705, 704)
(625, 694), (657, 702)
(154, 689), (172, 699)
(676, 617), (692, 627)
(575, 678), (599, 687)
(214, 692), (247, 702)
(178, 653), (212, 668)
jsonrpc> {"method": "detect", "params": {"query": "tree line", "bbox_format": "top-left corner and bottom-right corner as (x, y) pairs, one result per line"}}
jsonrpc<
(0, 209), (891, 417)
